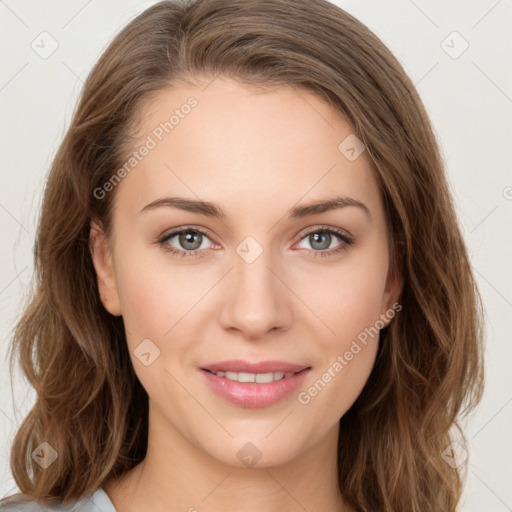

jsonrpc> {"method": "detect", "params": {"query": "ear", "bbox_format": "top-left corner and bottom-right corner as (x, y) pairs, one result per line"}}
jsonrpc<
(89, 219), (122, 316)
(379, 240), (404, 326)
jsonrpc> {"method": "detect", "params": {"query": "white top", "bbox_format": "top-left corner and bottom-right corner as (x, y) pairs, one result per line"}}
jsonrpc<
(0, 487), (117, 511)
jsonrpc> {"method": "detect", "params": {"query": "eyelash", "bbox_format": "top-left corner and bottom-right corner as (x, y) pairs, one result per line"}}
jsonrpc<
(156, 225), (354, 260)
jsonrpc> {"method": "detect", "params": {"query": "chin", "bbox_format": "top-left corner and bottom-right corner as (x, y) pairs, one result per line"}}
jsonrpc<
(197, 432), (308, 470)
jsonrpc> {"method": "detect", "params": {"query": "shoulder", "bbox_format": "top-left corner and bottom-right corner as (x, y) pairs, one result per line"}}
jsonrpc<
(0, 494), (89, 511)
(0, 488), (115, 512)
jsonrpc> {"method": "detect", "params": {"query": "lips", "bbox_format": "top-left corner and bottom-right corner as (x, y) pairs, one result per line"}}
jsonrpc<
(199, 359), (312, 408)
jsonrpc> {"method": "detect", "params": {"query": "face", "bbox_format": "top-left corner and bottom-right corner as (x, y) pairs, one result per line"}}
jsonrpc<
(90, 76), (401, 468)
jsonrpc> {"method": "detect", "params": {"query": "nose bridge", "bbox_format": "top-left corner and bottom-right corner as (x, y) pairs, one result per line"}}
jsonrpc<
(219, 236), (291, 338)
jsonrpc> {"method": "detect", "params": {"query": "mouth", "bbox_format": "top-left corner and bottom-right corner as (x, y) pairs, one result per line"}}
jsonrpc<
(203, 368), (302, 383)
(199, 360), (312, 408)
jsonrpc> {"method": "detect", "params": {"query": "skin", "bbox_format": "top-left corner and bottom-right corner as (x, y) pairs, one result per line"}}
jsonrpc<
(90, 76), (402, 512)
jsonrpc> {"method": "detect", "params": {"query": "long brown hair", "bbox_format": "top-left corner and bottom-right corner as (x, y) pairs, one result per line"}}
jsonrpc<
(2, 0), (484, 510)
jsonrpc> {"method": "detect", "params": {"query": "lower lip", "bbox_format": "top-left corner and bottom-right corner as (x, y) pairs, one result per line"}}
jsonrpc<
(200, 368), (311, 408)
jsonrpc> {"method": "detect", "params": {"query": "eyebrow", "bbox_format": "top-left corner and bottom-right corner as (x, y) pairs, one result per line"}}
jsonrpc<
(139, 195), (371, 219)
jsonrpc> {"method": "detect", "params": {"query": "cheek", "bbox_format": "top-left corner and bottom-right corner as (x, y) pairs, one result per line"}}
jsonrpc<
(333, 266), (387, 339)
(113, 241), (203, 339)
(298, 253), (390, 351)
(322, 269), (383, 377)
(296, 266), (386, 420)
(113, 252), (198, 403)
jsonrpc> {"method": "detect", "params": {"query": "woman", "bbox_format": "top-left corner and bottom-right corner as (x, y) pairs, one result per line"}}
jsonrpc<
(0, 0), (484, 510)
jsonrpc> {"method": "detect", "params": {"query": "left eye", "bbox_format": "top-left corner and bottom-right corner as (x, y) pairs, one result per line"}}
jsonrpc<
(296, 229), (344, 251)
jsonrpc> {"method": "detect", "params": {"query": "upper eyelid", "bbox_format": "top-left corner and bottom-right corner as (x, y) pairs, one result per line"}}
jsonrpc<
(299, 224), (351, 238)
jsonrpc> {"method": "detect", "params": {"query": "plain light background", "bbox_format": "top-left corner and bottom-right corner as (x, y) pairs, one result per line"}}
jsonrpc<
(0, 0), (511, 510)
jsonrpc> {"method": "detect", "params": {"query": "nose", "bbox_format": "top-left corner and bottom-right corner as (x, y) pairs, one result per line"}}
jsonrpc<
(218, 246), (293, 341)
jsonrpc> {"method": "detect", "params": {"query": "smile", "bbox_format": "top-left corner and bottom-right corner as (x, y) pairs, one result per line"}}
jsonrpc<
(206, 370), (297, 383)
(201, 366), (311, 408)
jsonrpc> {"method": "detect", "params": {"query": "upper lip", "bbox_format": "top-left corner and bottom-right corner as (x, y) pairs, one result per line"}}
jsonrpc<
(201, 360), (311, 374)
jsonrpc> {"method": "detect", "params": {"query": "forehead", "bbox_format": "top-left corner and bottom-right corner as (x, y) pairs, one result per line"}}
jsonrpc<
(115, 77), (382, 221)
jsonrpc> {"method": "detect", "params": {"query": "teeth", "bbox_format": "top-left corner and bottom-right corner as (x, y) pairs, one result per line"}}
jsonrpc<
(238, 372), (255, 383)
(256, 372), (275, 383)
(213, 370), (296, 383)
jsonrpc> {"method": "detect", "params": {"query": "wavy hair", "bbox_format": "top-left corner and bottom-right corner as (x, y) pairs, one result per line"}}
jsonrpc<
(2, 0), (484, 510)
